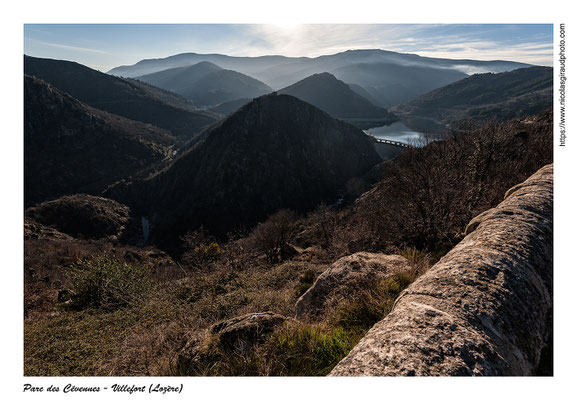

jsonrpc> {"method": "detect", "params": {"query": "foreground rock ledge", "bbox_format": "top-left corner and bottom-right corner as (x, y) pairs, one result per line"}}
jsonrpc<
(330, 164), (553, 376)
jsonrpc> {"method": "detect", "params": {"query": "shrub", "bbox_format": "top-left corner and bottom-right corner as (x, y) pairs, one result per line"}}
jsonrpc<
(294, 269), (316, 297)
(248, 209), (298, 264)
(349, 116), (552, 253)
(307, 203), (338, 249)
(67, 257), (153, 311)
(181, 227), (222, 269)
(333, 272), (416, 331)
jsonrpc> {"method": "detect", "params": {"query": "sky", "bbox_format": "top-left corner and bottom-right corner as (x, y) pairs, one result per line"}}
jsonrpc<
(23, 24), (553, 73)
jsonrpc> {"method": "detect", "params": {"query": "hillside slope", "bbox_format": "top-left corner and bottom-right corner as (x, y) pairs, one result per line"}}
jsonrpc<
(108, 93), (382, 248)
(393, 66), (553, 127)
(108, 49), (530, 90)
(331, 62), (469, 107)
(136, 62), (272, 107)
(25, 75), (174, 207)
(278, 73), (398, 128)
(24, 56), (219, 138)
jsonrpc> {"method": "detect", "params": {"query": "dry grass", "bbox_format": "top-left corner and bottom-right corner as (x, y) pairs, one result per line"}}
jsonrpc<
(24, 244), (331, 376)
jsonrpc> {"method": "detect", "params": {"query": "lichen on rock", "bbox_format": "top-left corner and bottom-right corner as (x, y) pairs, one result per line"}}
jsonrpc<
(330, 164), (553, 376)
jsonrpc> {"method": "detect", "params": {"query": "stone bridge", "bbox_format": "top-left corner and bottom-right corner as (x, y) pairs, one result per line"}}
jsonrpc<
(364, 131), (413, 148)
(372, 137), (412, 148)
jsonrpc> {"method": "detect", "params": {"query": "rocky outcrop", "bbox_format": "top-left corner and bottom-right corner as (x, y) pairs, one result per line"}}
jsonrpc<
(211, 312), (287, 349)
(295, 252), (413, 322)
(176, 312), (287, 371)
(25, 194), (140, 242)
(330, 164), (553, 376)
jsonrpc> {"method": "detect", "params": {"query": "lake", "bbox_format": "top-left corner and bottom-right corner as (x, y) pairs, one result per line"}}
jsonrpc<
(366, 121), (429, 146)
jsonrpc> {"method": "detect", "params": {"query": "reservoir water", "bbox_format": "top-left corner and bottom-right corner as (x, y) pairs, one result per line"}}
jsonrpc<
(366, 121), (428, 146)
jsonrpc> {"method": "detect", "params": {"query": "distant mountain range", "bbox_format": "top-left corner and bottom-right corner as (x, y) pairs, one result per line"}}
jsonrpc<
(393, 66), (553, 130)
(135, 61), (272, 107)
(108, 49), (532, 107)
(330, 62), (468, 108)
(25, 56), (219, 138)
(107, 93), (382, 248)
(278, 72), (398, 128)
(24, 52), (551, 232)
(24, 75), (174, 207)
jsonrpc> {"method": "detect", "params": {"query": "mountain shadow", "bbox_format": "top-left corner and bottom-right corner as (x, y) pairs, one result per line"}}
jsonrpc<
(24, 55), (219, 138)
(278, 72), (398, 129)
(106, 93), (382, 251)
(24, 75), (174, 207)
(331, 62), (469, 108)
(136, 62), (272, 107)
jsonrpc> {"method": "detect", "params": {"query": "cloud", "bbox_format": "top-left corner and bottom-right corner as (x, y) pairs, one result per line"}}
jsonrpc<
(413, 41), (553, 66)
(28, 39), (110, 55)
(23, 24), (553, 71)
(229, 24), (552, 66)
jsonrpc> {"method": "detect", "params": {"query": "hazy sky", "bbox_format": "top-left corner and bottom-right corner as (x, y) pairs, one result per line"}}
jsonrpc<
(24, 24), (553, 72)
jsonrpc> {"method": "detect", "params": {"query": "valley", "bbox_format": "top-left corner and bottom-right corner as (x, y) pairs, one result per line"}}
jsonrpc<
(23, 39), (554, 378)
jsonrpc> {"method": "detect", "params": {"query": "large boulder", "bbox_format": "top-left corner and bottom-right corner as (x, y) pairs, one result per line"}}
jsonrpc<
(295, 252), (413, 322)
(330, 164), (553, 376)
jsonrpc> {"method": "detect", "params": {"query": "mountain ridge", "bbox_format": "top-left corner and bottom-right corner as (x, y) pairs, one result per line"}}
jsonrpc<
(278, 72), (398, 128)
(107, 49), (531, 107)
(136, 61), (272, 107)
(107, 93), (382, 250)
(109, 49), (533, 79)
(25, 55), (220, 138)
(392, 66), (553, 128)
(24, 74), (174, 207)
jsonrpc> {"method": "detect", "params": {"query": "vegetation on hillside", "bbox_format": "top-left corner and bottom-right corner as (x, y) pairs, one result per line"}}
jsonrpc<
(393, 66), (553, 128)
(24, 55), (219, 138)
(23, 61), (553, 377)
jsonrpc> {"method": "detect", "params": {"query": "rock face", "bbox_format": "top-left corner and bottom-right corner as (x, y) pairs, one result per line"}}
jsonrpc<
(330, 164), (553, 376)
(295, 252), (413, 322)
(177, 312), (287, 370)
(211, 312), (287, 349)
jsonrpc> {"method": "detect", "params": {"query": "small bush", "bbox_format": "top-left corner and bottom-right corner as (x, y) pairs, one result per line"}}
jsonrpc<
(67, 257), (153, 311)
(294, 269), (316, 297)
(181, 228), (222, 269)
(333, 272), (416, 331)
(294, 283), (312, 297)
(248, 209), (298, 264)
(307, 203), (338, 249)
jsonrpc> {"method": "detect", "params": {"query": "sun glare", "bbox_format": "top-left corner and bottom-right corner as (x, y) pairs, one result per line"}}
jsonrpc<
(270, 23), (302, 34)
